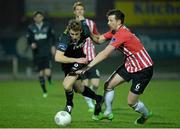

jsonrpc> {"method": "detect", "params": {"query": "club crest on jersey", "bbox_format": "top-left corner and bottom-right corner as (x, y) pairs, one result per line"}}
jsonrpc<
(110, 38), (116, 43)
(58, 44), (67, 51)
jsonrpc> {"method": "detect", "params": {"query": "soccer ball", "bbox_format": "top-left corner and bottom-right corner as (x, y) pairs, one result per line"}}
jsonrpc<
(54, 111), (72, 127)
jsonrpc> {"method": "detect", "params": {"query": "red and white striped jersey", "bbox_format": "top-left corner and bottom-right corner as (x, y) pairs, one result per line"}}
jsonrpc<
(103, 25), (153, 73)
(83, 19), (99, 61)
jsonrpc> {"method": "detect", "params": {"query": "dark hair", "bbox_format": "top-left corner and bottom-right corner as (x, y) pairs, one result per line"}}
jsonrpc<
(106, 9), (125, 24)
(33, 11), (44, 18)
(67, 19), (82, 31)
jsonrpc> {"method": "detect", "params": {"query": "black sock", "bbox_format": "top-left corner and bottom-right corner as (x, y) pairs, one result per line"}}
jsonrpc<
(47, 76), (52, 84)
(65, 90), (74, 106)
(82, 86), (97, 100)
(39, 76), (46, 93)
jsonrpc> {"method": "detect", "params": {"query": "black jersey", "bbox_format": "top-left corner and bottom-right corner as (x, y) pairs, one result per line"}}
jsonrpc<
(27, 21), (55, 59)
(56, 20), (91, 73)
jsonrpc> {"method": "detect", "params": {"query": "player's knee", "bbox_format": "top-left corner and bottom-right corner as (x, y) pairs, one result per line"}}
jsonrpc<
(128, 102), (134, 107)
(104, 81), (113, 91)
(73, 85), (83, 93)
(63, 83), (72, 91)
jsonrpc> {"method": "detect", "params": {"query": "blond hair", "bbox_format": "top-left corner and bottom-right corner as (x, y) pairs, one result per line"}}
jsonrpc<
(73, 1), (85, 10)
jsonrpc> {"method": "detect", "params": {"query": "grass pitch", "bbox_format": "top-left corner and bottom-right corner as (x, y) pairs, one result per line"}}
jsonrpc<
(0, 79), (180, 128)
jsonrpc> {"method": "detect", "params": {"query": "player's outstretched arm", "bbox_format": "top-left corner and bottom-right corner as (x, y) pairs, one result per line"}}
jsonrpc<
(88, 45), (115, 67)
(90, 34), (106, 44)
(76, 45), (115, 75)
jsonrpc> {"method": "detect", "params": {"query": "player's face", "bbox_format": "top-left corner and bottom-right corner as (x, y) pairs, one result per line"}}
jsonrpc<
(34, 14), (44, 24)
(74, 6), (85, 17)
(107, 15), (121, 31)
(69, 29), (81, 42)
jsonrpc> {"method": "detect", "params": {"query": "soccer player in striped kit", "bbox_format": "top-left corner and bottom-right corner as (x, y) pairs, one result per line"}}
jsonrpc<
(73, 1), (101, 112)
(77, 9), (154, 124)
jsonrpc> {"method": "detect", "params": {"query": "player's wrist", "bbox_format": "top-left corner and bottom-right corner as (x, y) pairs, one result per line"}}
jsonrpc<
(87, 64), (92, 68)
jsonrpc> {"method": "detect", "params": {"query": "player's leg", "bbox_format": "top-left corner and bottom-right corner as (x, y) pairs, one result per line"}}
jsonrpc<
(85, 68), (100, 112)
(90, 68), (100, 93)
(128, 91), (151, 124)
(45, 68), (52, 86)
(82, 78), (95, 112)
(102, 73), (125, 120)
(44, 60), (53, 86)
(38, 70), (47, 97)
(63, 74), (78, 114)
(73, 78), (103, 116)
(128, 66), (153, 124)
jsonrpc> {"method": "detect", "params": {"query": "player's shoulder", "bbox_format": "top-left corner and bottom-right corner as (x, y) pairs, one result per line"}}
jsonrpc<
(43, 20), (52, 27)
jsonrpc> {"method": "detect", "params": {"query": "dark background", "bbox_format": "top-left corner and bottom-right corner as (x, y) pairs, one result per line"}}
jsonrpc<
(0, 0), (180, 79)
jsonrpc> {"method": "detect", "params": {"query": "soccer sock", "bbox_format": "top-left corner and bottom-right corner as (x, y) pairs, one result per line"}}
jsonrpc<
(65, 90), (74, 107)
(104, 90), (114, 115)
(47, 75), (52, 84)
(131, 100), (149, 118)
(82, 86), (97, 100)
(84, 96), (94, 109)
(39, 76), (46, 93)
(83, 85), (97, 108)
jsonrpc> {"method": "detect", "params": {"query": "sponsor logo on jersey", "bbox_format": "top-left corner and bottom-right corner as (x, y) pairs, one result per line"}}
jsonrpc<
(34, 33), (47, 40)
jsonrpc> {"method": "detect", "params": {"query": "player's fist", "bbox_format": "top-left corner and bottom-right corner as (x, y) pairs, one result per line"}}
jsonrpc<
(31, 43), (37, 49)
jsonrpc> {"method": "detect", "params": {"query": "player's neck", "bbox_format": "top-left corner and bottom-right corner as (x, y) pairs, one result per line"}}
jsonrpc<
(116, 24), (123, 31)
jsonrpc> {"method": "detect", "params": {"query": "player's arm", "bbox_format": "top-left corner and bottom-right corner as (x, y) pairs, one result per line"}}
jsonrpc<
(76, 44), (115, 74)
(81, 20), (106, 44)
(55, 39), (87, 64)
(90, 34), (106, 44)
(55, 50), (86, 64)
(26, 27), (37, 49)
(88, 45), (115, 68)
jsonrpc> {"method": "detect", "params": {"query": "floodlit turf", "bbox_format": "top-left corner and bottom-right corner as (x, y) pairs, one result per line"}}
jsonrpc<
(0, 80), (180, 128)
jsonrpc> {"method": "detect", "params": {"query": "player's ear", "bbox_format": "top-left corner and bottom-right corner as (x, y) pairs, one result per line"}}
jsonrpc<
(118, 19), (122, 25)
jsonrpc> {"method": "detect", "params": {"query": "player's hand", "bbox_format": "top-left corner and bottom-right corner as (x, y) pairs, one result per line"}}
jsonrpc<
(51, 46), (56, 55)
(31, 43), (37, 49)
(76, 58), (88, 64)
(75, 66), (90, 75)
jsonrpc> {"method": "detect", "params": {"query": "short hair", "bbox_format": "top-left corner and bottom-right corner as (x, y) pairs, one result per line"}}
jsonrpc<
(67, 19), (82, 31)
(33, 11), (44, 18)
(73, 1), (85, 10)
(106, 9), (125, 24)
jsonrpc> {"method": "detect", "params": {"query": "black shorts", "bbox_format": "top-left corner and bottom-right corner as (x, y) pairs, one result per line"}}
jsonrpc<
(80, 67), (100, 80)
(62, 63), (86, 78)
(116, 65), (153, 95)
(34, 57), (51, 72)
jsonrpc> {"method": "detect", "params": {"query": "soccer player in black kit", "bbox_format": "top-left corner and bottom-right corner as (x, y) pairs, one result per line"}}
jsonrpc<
(55, 19), (103, 116)
(27, 11), (56, 98)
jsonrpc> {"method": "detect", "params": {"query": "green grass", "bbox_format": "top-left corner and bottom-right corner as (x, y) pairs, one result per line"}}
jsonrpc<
(0, 80), (180, 128)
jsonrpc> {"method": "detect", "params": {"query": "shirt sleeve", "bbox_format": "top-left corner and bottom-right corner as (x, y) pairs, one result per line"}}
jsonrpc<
(81, 20), (91, 37)
(26, 25), (36, 45)
(103, 31), (113, 40)
(92, 22), (99, 35)
(56, 33), (68, 52)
